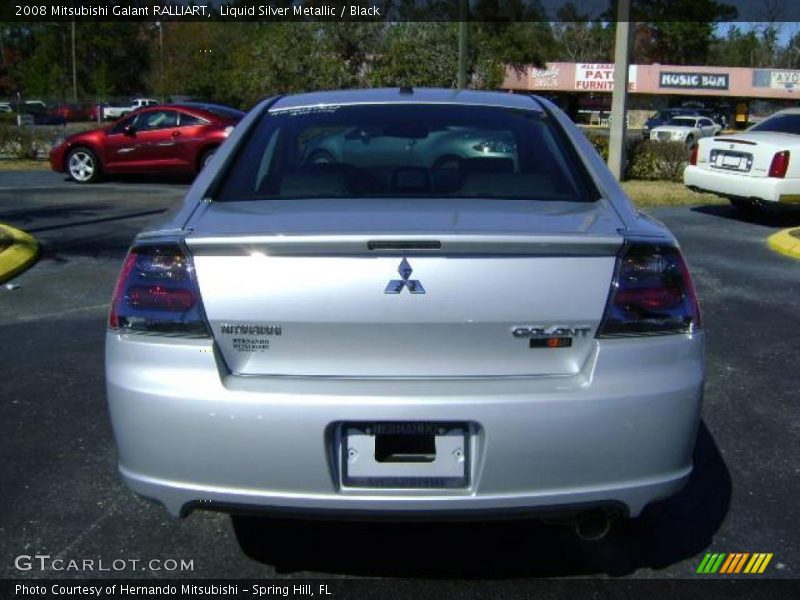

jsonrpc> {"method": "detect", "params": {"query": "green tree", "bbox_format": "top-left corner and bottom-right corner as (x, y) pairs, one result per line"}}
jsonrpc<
(552, 3), (613, 63)
(80, 23), (151, 99)
(153, 22), (246, 103)
(368, 23), (459, 88)
(708, 24), (784, 67)
(627, 0), (738, 65)
(0, 22), (150, 101)
(20, 25), (70, 99)
(221, 23), (349, 104)
(778, 30), (800, 69)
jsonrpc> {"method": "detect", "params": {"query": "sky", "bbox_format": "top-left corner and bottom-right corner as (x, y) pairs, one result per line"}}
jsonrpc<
(539, 0), (800, 21)
(537, 0), (800, 46)
(716, 22), (799, 46)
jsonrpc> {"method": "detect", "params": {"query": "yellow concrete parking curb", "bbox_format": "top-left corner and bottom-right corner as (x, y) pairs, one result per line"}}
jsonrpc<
(767, 228), (800, 260)
(0, 223), (39, 283)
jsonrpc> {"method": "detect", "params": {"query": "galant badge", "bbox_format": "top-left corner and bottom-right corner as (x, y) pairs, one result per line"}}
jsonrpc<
(384, 258), (425, 294)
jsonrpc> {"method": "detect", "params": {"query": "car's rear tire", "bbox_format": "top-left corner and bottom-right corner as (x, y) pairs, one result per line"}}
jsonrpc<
(307, 150), (335, 165)
(730, 198), (758, 212)
(433, 154), (464, 170)
(199, 148), (217, 172)
(66, 147), (101, 183)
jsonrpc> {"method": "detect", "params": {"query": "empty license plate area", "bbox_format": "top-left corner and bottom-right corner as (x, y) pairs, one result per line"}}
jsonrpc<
(341, 422), (469, 489)
(711, 149), (752, 171)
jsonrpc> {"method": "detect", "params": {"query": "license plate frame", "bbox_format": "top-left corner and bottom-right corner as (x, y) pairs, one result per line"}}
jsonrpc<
(713, 150), (750, 171)
(341, 422), (469, 489)
(722, 154), (742, 168)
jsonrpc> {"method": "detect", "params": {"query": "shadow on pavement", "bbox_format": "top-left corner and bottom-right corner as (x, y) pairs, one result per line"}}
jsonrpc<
(691, 204), (800, 227)
(0, 202), (114, 225)
(0, 202), (171, 262)
(231, 422), (730, 578)
(56, 173), (195, 186)
(25, 208), (167, 234)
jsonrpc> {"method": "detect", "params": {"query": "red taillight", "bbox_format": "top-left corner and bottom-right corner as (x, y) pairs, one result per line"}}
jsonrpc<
(109, 244), (209, 337)
(689, 144), (698, 166)
(598, 243), (701, 337)
(108, 252), (137, 329)
(614, 285), (684, 311)
(128, 285), (196, 311)
(768, 150), (790, 178)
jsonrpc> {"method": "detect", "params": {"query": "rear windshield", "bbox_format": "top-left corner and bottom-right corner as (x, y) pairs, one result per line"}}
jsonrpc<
(201, 105), (245, 121)
(216, 104), (596, 202)
(750, 114), (800, 135)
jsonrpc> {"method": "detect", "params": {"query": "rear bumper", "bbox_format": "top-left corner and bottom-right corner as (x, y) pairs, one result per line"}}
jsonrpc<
(49, 145), (65, 173)
(106, 332), (705, 519)
(684, 165), (800, 204)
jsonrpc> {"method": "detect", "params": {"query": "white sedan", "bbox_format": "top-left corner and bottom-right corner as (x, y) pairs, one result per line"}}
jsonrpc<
(650, 116), (720, 146)
(684, 108), (800, 210)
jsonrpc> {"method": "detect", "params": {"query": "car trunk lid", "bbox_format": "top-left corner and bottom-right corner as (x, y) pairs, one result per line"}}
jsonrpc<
(698, 132), (796, 177)
(185, 199), (624, 377)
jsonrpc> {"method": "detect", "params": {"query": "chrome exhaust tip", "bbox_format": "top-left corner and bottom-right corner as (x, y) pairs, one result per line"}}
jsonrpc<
(574, 512), (613, 541)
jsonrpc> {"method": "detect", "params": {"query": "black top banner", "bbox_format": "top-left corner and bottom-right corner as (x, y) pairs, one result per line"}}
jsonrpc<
(3, 0), (800, 23)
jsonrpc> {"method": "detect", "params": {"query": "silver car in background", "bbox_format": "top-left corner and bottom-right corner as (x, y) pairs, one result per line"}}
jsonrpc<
(105, 89), (704, 532)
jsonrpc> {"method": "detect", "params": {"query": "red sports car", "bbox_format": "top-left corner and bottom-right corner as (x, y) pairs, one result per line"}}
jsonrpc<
(50, 103), (244, 183)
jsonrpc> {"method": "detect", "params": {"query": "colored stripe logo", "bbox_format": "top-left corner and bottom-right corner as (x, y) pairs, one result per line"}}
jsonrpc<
(696, 553), (773, 574)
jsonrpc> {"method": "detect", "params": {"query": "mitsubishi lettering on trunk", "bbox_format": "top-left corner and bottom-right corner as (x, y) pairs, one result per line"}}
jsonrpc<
(105, 89), (705, 530)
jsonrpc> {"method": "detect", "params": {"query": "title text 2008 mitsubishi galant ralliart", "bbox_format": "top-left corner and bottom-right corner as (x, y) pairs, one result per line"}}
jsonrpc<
(105, 89), (704, 531)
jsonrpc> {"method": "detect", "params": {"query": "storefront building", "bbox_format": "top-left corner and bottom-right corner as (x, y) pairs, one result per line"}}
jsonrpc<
(502, 62), (800, 128)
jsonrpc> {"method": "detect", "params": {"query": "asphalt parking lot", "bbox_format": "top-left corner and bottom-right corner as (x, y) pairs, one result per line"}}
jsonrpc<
(1, 170), (798, 581)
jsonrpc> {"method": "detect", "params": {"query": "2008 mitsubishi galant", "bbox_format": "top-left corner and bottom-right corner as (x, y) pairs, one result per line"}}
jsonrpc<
(105, 89), (704, 526)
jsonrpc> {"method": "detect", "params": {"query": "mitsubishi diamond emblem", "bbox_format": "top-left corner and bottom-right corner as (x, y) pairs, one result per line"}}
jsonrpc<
(384, 258), (425, 294)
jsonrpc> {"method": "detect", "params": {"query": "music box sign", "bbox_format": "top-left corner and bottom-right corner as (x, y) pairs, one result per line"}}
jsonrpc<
(659, 71), (730, 90)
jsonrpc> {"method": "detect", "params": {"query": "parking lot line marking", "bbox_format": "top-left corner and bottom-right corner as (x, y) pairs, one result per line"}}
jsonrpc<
(1, 303), (109, 325)
(0, 186), (64, 192)
(51, 511), (112, 565)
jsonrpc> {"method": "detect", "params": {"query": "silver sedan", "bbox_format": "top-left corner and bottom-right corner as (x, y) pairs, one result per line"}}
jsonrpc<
(105, 88), (704, 535)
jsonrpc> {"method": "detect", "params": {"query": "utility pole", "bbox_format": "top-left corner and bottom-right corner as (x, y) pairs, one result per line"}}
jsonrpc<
(71, 21), (77, 103)
(607, 0), (632, 180)
(158, 22), (165, 102)
(457, 0), (468, 89)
